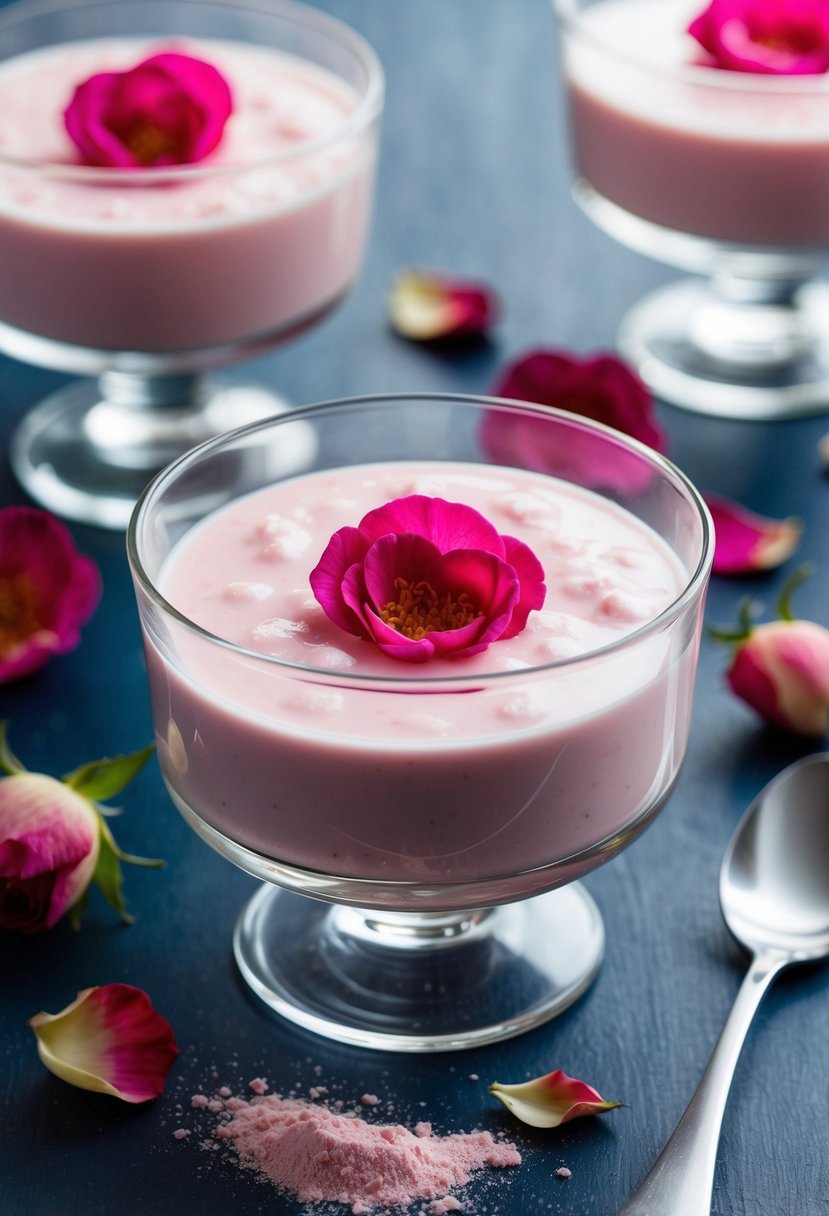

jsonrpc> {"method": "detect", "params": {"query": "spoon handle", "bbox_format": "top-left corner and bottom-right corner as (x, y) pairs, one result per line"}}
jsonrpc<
(619, 951), (785, 1216)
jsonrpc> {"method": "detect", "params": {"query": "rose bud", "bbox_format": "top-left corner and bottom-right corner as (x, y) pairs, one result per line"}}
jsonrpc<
(712, 570), (829, 735)
(29, 983), (179, 1102)
(489, 1068), (623, 1129)
(0, 725), (160, 933)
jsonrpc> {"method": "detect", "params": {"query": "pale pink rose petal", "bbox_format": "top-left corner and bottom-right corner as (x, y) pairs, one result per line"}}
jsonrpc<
(389, 270), (497, 340)
(706, 495), (802, 575)
(29, 984), (179, 1103)
(489, 1069), (623, 1129)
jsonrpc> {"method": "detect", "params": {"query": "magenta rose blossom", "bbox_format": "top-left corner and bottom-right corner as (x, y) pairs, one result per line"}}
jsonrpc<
(483, 349), (667, 495)
(310, 495), (546, 662)
(64, 52), (233, 169)
(0, 507), (100, 684)
(688, 0), (829, 75)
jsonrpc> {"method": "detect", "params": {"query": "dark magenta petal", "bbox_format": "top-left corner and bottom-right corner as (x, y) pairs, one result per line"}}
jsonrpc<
(688, 0), (829, 75)
(706, 494), (802, 575)
(358, 495), (505, 556)
(499, 536), (547, 638)
(361, 533), (444, 609)
(309, 526), (372, 635)
(0, 507), (100, 685)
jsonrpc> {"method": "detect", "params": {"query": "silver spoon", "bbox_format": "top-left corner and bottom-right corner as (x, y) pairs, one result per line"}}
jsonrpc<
(620, 752), (829, 1216)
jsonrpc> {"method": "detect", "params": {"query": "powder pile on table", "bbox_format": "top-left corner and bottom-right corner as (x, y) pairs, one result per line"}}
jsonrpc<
(180, 1080), (521, 1214)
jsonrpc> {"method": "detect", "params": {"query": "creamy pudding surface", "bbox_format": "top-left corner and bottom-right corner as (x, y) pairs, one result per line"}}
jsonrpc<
(145, 462), (698, 889)
(565, 0), (829, 244)
(0, 38), (376, 350)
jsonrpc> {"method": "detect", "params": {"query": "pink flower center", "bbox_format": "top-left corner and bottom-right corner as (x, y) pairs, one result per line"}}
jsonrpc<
(122, 117), (182, 166)
(0, 573), (41, 656)
(380, 577), (482, 640)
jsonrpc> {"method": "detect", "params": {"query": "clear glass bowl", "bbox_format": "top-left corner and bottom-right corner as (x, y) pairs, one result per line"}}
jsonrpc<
(555, 0), (829, 419)
(2, 0), (382, 526)
(128, 393), (713, 1050)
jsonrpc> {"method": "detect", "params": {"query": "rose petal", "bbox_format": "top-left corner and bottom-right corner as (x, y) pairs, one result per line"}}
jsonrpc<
(688, 0), (829, 74)
(706, 495), (802, 575)
(0, 507), (100, 684)
(389, 270), (497, 341)
(29, 984), (179, 1103)
(489, 1069), (623, 1129)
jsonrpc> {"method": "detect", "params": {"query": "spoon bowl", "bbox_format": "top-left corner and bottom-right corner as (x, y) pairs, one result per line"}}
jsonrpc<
(621, 753), (829, 1216)
(723, 756), (829, 958)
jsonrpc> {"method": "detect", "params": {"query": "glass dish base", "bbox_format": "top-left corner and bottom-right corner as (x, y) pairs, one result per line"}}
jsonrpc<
(10, 374), (317, 528)
(618, 278), (829, 421)
(233, 881), (605, 1052)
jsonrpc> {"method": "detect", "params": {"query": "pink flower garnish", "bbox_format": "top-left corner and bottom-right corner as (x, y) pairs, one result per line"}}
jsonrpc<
(0, 726), (160, 934)
(483, 348), (667, 494)
(389, 270), (497, 341)
(707, 495), (802, 575)
(310, 495), (546, 663)
(29, 984), (179, 1103)
(688, 0), (829, 75)
(489, 1069), (623, 1129)
(64, 52), (233, 169)
(0, 507), (100, 684)
(712, 570), (829, 735)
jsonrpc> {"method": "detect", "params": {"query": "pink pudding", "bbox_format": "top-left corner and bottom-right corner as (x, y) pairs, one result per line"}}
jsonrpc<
(562, 0), (829, 246)
(0, 36), (378, 352)
(142, 461), (700, 896)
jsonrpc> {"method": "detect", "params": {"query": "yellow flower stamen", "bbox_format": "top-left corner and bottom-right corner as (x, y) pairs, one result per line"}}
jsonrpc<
(124, 120), (180, 165)
(380, 577), (482, 640)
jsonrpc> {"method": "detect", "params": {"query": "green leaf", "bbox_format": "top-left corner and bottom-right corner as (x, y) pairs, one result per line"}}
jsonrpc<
(91, 816), (165, 926)
(63, 743), (155, 802)
(0, 721), (26, 776)
(706, 596), (758, 646)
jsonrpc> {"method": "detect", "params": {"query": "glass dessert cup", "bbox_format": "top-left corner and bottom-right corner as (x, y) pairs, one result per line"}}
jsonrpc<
(2, 0), (382, 528)
(128, 393), (713, 1051)
(556, 0), (829, 420)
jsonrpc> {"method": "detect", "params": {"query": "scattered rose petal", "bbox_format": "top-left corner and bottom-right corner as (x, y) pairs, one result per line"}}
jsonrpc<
(389, 270), (497, 341)
(488, 1069), (623, 1129)
(0, 507), (100, 685)
(64, 52), (233, 168)
(688, 0), (829, 75)
(0, 725), (160, 934)
(556, 1166), (572, 1179)
(711, 569), (829, 735)
(705, 494), (802, 575)
(310, 495), (546, 662)
(484, 349), (667, 494)
(29, 984), (179, 1102)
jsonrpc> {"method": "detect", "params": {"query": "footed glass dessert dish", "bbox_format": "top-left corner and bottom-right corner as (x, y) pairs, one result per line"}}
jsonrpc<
(1, 0), (382, 527)
(128, 393), (713, 1051)
(556, 0), (829, 420)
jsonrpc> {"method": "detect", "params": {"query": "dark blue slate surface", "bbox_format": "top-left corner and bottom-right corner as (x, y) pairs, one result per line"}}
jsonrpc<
(2, 2), (829, 1213)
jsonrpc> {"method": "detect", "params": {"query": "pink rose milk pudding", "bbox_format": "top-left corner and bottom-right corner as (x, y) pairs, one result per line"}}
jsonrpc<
(0, 37), (377, 351)
(562, 0), (829, 245)
(145, 461), (697, 895)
